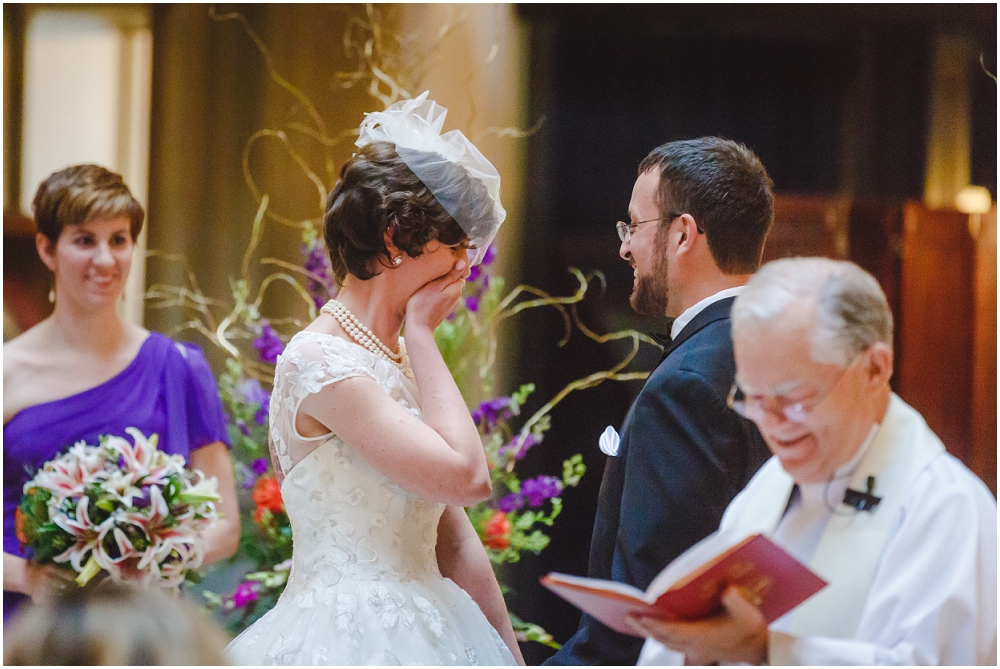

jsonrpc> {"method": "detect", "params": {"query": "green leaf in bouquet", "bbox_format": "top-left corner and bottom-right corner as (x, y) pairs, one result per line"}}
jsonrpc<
(513, 511), (538, 530)
(562, 454), (586, 488)
(185, 570), (203, 584)
(163, 474), (182, 503)
(76, 554), (102, 587)
(201, 590), (224, 608)
(177, 479), (222, 504)
(28, 523), (74, 562)
(121, 523), (150, 551)
(510, 612), (560, 649)
(519, 530), (551, 554)
(510, 383), (535, 410)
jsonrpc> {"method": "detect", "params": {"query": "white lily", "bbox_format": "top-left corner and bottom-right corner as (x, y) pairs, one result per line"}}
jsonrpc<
(177, 475), (221, 505)
(100, 470), (142, 507)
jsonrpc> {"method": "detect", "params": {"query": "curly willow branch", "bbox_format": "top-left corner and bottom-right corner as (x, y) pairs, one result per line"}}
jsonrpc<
(209, 7), (328, 138)
(241, 130), (327, 227)
(242, 195), (269, 282)
(487, 269), (661, 446)
(516, 327), (649, 444)
(253, 273), (319, 321)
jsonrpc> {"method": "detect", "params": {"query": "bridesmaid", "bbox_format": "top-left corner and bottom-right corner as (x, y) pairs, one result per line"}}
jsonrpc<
(2, 165), (240, 623)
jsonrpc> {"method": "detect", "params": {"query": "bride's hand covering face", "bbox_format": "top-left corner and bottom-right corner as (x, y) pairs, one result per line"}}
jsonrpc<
(405, 249), (469, 332)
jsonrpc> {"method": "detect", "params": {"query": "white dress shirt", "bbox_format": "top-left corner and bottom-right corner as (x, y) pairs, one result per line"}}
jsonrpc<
(670, 286), (744, 340)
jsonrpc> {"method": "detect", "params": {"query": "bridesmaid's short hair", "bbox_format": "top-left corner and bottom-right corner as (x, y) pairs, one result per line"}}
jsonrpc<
(32, 164), (145, 244)
(323, 141), (469, 284)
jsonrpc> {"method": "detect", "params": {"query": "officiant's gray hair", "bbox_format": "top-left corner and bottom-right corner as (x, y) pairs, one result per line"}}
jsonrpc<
(731, 257), (893, 368)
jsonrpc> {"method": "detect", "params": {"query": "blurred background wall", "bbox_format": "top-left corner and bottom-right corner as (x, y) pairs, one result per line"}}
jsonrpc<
(4, 4), (995, 662)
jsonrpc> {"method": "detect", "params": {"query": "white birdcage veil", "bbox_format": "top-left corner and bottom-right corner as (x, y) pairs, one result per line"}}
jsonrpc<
(355, 91), (505, 265)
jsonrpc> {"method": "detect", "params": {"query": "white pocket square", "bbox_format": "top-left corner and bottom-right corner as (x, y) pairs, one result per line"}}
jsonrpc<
(599, 425), (621, 457)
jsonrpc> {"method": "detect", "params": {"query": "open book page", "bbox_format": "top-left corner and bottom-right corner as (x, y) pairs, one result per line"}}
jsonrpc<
(538, 572), (649, 601)
(645, 526), (751, 599)
(542, 531), (827, 636)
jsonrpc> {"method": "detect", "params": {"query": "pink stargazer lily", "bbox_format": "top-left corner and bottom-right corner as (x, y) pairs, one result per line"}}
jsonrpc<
(53, 496), (112, 572)
(103, 428), (183, 487)
(27, 441), (107, 503)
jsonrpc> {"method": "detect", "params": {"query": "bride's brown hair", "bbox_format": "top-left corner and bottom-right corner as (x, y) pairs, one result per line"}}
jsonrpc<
(323, 141), (471, 284)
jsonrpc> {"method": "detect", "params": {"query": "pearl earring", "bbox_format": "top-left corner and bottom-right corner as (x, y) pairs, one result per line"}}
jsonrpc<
(48, 288), (56, 304)
(392, 255), (402, 266)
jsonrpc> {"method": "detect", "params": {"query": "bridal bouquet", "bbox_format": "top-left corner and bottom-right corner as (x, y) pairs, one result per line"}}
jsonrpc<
(16, 428), (221, 589)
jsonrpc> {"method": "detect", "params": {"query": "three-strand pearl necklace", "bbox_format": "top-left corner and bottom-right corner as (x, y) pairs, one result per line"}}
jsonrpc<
(320, 299), (410, 373)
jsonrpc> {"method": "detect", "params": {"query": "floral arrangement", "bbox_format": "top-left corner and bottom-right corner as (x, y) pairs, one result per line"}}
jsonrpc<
(151, 6), (659, 645)
(15, 428), (221, 589)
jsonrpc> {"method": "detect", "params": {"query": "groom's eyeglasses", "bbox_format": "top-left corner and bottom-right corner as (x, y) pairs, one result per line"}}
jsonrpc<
(615, 213), (700, 242)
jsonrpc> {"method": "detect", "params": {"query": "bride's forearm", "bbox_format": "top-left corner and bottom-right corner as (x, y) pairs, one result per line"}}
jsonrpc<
(437, 506), (525, 665)
(404, 325), (487, 463)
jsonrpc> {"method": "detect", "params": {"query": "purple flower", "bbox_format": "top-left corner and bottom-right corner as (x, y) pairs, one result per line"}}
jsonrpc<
(236, 419), (251, 437)
(482, 244), (497, 266)
(254, 396), (270, 425)
(301, 241), (336, 307)
(252, 458), (269, 475)
(497, 493), (526, 513)
(467, 265), (482, 283)
(238, 378), (269, 405)
(471, 397), (512, 426)
(236, 462), (256, 489)
(133, 486), (152, 510)
(499, 433), (538, 461)
(465, 295), (480, 312)
(521, 475), (563, 508)
(253, 320), (284, 365)
(232, 582), (259, 608)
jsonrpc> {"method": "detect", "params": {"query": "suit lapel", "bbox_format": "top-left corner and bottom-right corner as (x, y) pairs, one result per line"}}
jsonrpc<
(656, 297), (736, 366)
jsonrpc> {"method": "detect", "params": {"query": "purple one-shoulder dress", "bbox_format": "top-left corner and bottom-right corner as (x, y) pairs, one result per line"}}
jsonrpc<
(2, 332), (230, 623)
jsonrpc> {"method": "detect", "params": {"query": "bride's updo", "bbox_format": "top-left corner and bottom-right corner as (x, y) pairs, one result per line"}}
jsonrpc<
(324, 141), (485, 283)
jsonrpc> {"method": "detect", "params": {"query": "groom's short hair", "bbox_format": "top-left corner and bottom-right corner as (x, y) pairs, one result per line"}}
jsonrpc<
(639, 137), (774, 274)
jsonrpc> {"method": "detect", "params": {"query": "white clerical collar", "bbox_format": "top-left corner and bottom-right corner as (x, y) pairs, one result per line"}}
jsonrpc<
(797, 423), (880, 510)
(670, 286), (745, 340)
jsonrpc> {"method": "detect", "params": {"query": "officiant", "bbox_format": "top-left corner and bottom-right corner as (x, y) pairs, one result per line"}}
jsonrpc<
(631, 258), (997, 665)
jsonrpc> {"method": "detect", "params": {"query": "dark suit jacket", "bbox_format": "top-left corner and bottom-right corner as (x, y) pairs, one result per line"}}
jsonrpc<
(545, 297), (770, 665)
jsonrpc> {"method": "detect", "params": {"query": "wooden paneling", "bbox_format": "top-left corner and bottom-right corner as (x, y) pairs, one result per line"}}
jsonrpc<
(898, 203), (975, 463)
(763, 194), (851, 262)
(848, 199), (904, 388)
(971, 206), (997, 494)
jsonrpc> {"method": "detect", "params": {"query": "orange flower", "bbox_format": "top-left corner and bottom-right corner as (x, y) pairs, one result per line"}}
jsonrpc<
(483, 510), (511, 550)
(14, 507), (28, 545)
(252, 476), (283, 524)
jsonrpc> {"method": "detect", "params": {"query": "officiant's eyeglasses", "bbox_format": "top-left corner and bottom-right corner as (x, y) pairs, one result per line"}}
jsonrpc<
(616, 212), (691, 242)
(727, 352), (864, 424)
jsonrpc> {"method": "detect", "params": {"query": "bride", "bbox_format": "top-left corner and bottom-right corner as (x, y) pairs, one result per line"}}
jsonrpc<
(226, 94), (523, 666)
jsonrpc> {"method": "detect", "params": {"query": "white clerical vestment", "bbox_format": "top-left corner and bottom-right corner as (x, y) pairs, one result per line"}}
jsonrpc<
(638, 394), (997, 665)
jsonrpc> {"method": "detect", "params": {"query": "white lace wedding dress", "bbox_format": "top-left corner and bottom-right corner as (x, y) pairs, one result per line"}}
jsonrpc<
(226, 332), (517, 666)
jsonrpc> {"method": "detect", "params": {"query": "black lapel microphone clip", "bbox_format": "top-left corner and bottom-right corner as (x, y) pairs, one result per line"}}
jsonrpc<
(843, 475), (881, 512)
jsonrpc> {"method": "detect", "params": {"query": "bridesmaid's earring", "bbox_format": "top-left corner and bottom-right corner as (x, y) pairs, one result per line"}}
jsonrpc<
(48, 287), (56, 304)
(392, 255), (402, 266)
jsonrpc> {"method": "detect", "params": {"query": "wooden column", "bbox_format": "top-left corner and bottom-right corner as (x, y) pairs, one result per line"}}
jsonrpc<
(898, 203), (975, 464)
(971, 206), (997, 494)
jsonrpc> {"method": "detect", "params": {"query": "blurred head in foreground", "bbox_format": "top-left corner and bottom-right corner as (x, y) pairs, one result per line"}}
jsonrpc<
(3, 581), (230, 665)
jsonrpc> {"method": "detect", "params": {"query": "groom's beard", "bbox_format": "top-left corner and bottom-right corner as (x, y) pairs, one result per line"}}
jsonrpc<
(629, 240), (670, 317)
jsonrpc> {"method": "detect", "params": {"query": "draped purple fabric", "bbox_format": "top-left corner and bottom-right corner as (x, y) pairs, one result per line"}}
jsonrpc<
(2, 332), (229, 623)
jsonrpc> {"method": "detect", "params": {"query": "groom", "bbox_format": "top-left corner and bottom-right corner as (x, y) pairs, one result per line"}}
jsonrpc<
(546, 138), (775, 665)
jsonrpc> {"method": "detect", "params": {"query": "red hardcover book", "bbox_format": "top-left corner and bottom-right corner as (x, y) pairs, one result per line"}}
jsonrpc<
(541, 533), (827, 637)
